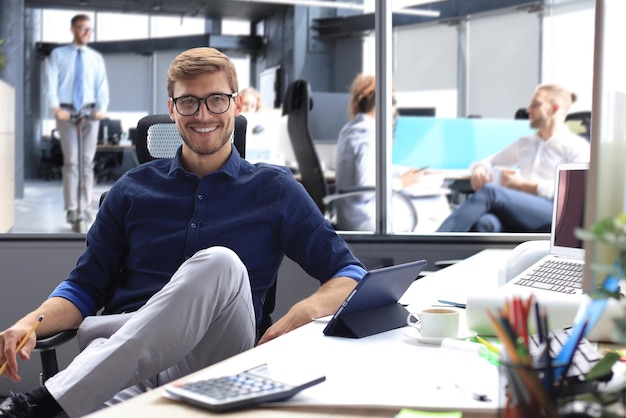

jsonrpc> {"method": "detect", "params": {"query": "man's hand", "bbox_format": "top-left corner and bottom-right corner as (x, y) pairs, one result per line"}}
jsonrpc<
(257, 276), (357, 345)
(93, 111), (107, 120)
(0, 320), (39, 382)
(470, 166), (491, 191)
(0, 298), (82, 382)
(54, 108), (71, 121)
(400, 168), (424, 188)
(499, 169), (519, 188)
(502, 171), (539, 195)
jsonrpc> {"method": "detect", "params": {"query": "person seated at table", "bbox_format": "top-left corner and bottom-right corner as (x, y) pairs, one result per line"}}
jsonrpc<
(437, 84), (590, 233)
(335, 73), (427, 232)
(240, 86), (262, 114)
(0, 47), (365, 418)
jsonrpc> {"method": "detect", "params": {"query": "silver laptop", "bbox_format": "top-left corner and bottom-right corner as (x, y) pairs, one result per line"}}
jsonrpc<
(502, 162), (589, 296)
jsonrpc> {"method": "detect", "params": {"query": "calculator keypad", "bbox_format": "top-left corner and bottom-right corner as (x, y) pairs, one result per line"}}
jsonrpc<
(182, 373), (289, 401)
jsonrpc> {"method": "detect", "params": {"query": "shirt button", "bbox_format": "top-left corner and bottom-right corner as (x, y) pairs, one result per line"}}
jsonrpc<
(190, 223), (197, 228)
(197, 195), (203, 200)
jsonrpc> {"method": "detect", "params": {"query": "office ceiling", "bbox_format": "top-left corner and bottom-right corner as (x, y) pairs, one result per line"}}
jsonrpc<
(23, 0), (288, 22)
(24, 0), (543, 37)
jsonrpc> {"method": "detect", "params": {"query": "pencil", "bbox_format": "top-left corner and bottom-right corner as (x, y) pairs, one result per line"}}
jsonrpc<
(475, 335), (500, 355)
(0, 315), (44, 376)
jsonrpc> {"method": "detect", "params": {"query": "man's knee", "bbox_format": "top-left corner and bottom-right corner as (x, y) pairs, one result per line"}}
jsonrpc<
(478, 182), (500, 197)
(472, 213), (502, 232)
(175, 246), (248, 289)
(188, 246), (244, 271)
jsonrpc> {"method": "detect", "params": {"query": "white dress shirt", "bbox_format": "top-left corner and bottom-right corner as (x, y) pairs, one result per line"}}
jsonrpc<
(46, 44), (109, 112)
(470, 127), (590, 199)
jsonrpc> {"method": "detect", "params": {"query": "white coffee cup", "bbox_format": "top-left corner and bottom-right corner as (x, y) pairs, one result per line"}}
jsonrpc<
(490, 166), (505, 185)
(406, 308), (460, 338)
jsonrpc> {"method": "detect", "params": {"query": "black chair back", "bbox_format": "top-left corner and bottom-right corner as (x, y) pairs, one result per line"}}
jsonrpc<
(565, 111), (592, 141)
(282, 80), (329, 214)
(135, 114), (247, 163)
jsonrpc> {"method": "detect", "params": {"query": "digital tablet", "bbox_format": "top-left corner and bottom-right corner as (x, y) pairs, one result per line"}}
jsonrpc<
(323, 260), (427, 338)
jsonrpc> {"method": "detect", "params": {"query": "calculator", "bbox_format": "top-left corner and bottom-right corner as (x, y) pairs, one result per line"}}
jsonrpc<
(165, 364), (326, 412)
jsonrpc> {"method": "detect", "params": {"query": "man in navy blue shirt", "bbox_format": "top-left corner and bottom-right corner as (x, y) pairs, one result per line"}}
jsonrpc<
(0, 47), (365, 418)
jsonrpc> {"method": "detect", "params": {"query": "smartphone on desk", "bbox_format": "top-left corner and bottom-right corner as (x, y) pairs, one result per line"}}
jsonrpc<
(165, 364), (325, 412)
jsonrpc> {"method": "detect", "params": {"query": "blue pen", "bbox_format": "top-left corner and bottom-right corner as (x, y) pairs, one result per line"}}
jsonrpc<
(437, 299), (467, 309)
(552, 276), (620, 381)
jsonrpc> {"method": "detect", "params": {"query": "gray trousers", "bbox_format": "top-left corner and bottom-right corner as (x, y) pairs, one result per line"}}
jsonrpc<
(45, 247), (256, 417)
(56, 117), (99, 211)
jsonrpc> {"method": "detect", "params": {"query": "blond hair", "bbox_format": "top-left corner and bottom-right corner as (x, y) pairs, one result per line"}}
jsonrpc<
(240, 87), (262, 112)
(537, 84), (577, 114)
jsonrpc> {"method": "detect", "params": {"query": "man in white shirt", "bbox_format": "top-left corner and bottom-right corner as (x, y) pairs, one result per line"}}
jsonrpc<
(437, 84), (590, 232)
(46, 14), (109, 231)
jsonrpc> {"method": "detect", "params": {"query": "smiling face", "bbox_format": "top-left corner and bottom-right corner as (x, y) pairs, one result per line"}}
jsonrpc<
(168, 70), (242, 169)
(71, 17), (92, 47)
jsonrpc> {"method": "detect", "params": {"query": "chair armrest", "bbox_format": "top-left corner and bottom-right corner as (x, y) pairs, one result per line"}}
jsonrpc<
(322, 186), (376, 205)
(322, 187), (418, 232)
(34, 329), (78, 351)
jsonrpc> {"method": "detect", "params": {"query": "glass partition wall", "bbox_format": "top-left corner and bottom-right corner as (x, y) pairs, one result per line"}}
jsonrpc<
(360, 0), (596, 235)
(11, 0), (600, 235)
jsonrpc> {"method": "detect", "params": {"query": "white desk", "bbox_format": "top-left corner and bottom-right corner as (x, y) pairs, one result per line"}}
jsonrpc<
(87, 250), (512, 418)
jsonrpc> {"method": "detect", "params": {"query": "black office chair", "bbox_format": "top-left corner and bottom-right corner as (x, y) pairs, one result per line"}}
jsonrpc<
(282, 79), (417, 232)
(514, 108), (529, 119)
(565, 111), (591, 141)
(34, 113), (259, 383)
(135, 113), (247, 162)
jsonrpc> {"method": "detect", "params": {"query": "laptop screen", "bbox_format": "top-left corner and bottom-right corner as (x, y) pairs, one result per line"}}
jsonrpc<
(550, 163), (589, 257)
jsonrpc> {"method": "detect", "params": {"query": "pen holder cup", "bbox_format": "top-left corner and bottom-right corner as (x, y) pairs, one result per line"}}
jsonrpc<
(498, 360), (601, 418)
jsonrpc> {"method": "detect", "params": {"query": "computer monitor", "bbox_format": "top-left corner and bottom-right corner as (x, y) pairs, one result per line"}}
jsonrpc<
(98, 119), (123, 144)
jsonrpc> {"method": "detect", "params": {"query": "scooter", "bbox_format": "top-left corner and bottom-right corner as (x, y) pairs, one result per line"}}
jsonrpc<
(69, 108), (94, 233)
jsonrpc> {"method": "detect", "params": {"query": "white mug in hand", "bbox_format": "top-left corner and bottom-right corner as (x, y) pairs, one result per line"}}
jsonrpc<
(490, 166), (506, 185)
(406, 308), (459, 338)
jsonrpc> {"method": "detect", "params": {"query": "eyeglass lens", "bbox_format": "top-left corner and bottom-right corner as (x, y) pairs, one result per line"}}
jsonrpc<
(175, 94), (232, 116)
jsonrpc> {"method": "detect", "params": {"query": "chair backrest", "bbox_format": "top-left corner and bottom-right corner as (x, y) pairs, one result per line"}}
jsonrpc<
(565, 111), (592, 141)
(135, 114), (248, 163)
(282, 79), (328, 213)
(514, 108), (529, 119)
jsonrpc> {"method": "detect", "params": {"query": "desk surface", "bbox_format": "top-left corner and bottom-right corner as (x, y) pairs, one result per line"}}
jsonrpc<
(87, 250), (511, 418)
(96, 143), (135, 151)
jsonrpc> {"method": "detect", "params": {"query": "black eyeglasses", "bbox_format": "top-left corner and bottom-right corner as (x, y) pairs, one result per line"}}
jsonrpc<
(170, 92), (238, 116)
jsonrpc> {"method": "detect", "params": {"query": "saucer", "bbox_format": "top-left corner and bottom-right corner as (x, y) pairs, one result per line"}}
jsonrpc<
(403, 327), (477, 345)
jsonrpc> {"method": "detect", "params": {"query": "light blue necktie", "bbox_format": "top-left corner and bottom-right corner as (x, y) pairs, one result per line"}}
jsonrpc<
(73, 49), (84, 110)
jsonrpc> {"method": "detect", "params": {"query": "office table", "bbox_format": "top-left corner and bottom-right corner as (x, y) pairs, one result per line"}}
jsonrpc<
(94, 142), (138, 182)
(87, 250), (512, 418)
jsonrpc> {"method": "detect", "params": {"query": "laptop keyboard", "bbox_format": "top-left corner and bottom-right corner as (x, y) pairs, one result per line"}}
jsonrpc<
(528, 327), (601, 378)
(513, 259), (584, 294)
